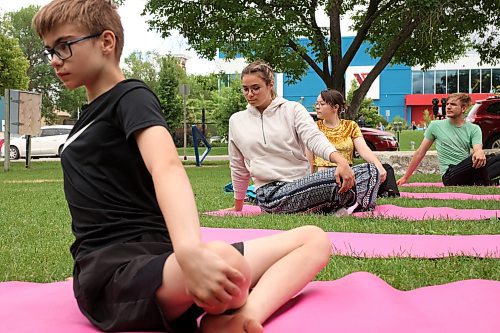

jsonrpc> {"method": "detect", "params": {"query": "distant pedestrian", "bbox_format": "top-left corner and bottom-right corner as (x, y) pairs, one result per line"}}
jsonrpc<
(357, 114), (366, 127)
(411, 121), (417, 130)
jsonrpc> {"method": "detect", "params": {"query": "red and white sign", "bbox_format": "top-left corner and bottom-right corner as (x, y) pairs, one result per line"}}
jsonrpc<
(345, 66), (380, 100)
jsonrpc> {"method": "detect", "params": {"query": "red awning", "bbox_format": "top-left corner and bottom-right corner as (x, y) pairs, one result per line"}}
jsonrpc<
(405, 93), (496, 106)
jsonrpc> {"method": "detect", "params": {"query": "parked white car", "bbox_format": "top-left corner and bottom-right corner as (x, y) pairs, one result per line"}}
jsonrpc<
(2, 125), (73, 160)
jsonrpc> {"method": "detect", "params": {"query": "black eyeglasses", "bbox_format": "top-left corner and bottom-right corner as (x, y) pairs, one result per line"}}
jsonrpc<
(41, 32), (102, 62)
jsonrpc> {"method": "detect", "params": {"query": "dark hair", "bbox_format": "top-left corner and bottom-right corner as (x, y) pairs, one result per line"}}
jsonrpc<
(319, 89), (347, 113)
(241, 60), (277, 98)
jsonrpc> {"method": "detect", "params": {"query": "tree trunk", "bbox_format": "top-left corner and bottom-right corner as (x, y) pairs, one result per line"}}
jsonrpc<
(347, 17), (420, 119)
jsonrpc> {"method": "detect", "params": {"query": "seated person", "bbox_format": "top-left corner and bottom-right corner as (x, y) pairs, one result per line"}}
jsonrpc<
(307, 89), (399, 198)
(397, 93), (500, 186)
(228, 61), (381, 214)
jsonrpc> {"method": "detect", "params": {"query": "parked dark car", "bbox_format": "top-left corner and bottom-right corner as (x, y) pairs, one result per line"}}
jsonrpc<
(465, 96), (500, 149)
(309, 112), (399, 152)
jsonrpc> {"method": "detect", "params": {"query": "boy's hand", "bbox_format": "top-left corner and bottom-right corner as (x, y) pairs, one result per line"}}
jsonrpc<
(396, 176), (408, 186)
(176, 244), (245, 313)
(472, 150), (486, 168)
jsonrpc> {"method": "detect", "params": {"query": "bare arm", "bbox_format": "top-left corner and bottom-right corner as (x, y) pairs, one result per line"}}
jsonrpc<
(353, 137), (387, 183)
(135, 126), (201, 248)
(397, 138), (434, 185)
(135, 126), (244, 307)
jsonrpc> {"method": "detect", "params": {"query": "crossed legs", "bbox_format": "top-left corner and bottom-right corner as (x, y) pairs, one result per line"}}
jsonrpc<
(156, 226), (331, 333)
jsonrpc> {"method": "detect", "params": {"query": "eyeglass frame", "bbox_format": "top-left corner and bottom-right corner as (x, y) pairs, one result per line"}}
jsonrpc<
(41, 32), (103, 62)
(241, 85), (263, 95)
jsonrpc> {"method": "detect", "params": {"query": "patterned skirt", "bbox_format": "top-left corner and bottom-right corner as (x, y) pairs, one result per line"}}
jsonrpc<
(255, 163), (380, 214)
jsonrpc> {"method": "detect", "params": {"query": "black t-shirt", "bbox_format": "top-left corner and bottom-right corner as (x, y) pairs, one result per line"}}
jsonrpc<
(61, 79), (170, 260)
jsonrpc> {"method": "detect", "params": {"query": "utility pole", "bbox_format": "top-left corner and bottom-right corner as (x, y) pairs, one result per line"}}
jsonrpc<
(179, 84), (190, 160)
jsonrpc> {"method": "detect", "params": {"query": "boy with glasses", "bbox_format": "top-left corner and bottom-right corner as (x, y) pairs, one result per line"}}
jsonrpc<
(33, 1), (332, 332)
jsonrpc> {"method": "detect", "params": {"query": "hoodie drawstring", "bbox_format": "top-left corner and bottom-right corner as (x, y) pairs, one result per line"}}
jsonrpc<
(260, 113), (267, 144)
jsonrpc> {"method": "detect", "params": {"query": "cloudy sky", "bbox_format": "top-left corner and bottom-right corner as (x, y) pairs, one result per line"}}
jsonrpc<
(0, 0), (221, 74)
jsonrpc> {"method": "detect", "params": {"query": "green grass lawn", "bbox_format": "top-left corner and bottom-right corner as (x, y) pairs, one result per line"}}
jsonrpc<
(176, 146), (228, 156)
(395, 130), (436, 151)
(0, 161), (499, 289)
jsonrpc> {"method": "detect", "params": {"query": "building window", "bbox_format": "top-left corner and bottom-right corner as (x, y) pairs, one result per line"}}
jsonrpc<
(471, 69), (481, 93)
(481, 68), (491, 93)
(423, 71), (434, 94)
(493, 69), (500, 93)
(412, 71), (423, 94)
(435, 70), (446, 94)
(458, 69), (469, 93)
(447, 70), (458, 94)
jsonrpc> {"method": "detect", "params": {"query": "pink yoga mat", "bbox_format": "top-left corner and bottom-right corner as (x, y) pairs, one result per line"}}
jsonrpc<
(402, 182), (500, 188)
(353, 204), (500, 220)
(205, 204), (500, 220)
(265, 272), (500, 333)
(401, 182), (445, 187)
(1, 272), (499, 333)
(200, 228), (500, 258)
(400, 192), (500, 200)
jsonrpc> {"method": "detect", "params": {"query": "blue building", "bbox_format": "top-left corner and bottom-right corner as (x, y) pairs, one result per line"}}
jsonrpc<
(218, 36), (498, 124)
(282, 36), (411, 122)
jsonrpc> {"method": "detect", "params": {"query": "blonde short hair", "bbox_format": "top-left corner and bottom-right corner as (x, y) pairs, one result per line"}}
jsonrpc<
(448, 93), (472, 108)
(32, 0), (124, 60)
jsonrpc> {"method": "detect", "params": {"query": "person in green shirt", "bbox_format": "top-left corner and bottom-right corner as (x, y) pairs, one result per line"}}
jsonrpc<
(397, 93), (500, 186)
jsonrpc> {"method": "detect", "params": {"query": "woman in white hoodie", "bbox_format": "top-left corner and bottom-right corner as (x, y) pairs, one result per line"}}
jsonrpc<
(228, 60), (380, 214)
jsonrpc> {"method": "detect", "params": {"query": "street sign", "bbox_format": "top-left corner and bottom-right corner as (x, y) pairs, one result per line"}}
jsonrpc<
(179, 84), (190, 97)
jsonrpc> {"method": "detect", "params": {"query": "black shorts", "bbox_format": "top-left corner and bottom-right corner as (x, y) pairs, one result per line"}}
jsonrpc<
(73, 232), (244, 332)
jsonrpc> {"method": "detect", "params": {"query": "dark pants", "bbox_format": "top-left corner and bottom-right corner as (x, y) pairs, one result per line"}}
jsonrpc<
(442, 154), (500, 186)
(378, 163), (400, 197)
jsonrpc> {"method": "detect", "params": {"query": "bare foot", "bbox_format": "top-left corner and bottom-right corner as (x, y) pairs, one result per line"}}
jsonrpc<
(200, 313), (263, 333)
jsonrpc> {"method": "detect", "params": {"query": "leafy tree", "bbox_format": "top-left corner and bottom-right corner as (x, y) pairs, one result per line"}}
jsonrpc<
(422, 109), (432, 127)
(185, 73), (219, 124)
(0, 33), (29, 91)
(143, 0), (500, 117)
(211, 78), (247, 136)
(123, 51), (161, 92)
(346, 79), (385, 127)
(56, 86), (87, 120)
(156, 55), (185, 136)
(1, 5), (58, 123)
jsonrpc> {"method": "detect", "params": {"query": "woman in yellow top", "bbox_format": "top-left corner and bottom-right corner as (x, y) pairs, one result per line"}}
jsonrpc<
(308, 89), (400, 198)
